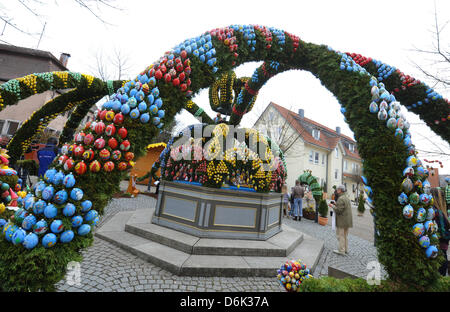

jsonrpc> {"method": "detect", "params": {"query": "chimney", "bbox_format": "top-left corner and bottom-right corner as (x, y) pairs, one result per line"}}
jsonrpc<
(336, 126), (341, 134)
(59, 53), (71, 67)
(298, 109), (304, 118)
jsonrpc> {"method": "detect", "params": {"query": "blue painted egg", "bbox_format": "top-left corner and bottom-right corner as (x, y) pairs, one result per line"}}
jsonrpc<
(0, 218), (6, 230)
(152, 117), (160, 125)
(77, 224), (91, 236)
(44, 204), (57, 219)
(340, 107), (346, 114)
(412, 223), (425, 237)
(416, 166), (425, 177)
(23, 232), (39, 249)
(425, 220), (437, 233)
(403, 166), (414, 177)
(140, 113), (150, 123)
(416, 207), (426, 222)
(53, 171), (65, 185)
(398, 192), (408, 205)
(138, 102), (147, 112)
(12, 228), (26, 245)
(33, 220), (48, 235)
(60, 230), (75, 243)
(112, 100), (121, 112)
(158, 110), (165, 118)
(147, 94), (154, 105)
(426, 208), (435, 221)
(33, 199), (47, 215)
(379, 100), (388, 111)
(363, 186), (372, 197)
(81, 200), (92, 212)
(24, 196), (35, 210)
(50, 220), (64, 233)
(121, 103), (131, 115)
(419, 193), (430, 205)
(63, 173), (76, 188)
(130, 108), (140, 119)
(386, 117), (397, 130)
(42, 233), (57, 248)
(14, 208), (28, 223)
(53, 190), (68, 205)
(402, 204), (414, 219)
(369, 102), (378, 113)
(406, 155), (418, 167)
(129, 88), (137, 98)
(71, 216), (83, 228)
(419, 235), (430, 248)
(44, 169), (57, 183)
(425, 245), (438, 258)
(42, 186), (55, 201)
(360, 176), (368, 185)
(84, 210), (98, 222)
(63, 203), (76, 216)
(422, 180), (431, 194)
(22, 214), (37, 230)
(127, 97), (137, 108)
(155, 98), (163, 108)
(70, 188), (84, 201)
(3, 223), (18, 242)
(394, 128), (403, 139)
(152, 87), (159, 97)
(34, 181), (46, 197)
(149, 105), (158, 114)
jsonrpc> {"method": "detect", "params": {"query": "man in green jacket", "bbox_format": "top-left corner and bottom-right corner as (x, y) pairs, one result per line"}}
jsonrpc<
(331, 185), (353, 256)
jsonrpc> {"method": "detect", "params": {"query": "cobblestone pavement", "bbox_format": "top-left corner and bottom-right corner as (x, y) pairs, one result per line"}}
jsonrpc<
(55, 189), (386, 292)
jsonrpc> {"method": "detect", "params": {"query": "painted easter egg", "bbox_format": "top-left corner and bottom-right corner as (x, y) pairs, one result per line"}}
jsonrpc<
(99, 149), (111, 161)
(23, 232), (39, 249)
(63, 203), (76, 217)
(60, 230), (75, 243)
(50, 220), (64, 234)
(113, 112), (124, 124)
(401, 178), (414, 193)
(108, 138), (118, 149)
(44, 169), (57, 183)
(89, 160), (101, 173)
(63, 173), (76, 188)
(425, 245), (438, 258)
(94, 138), (106, 150)
(70, 188), (84, 201)
(42, 233), (57, 248)
(71, 216), (83, 228)
(43, 203), (58, 219)
(412, 223), (425, 237)
(105, 110), (115, 122)
(398, 192), (408, 205)
(409, 192), (420, 205)
(77, 224), (91, 236)
(103, 161), (115, 172)
(120, 140), (131, 151)
(42, 186), (55, 201)
(105, 124), (116, 136)
(111, 150), (122, 161)
(64, 158), (75, 171)
(74, 161), (87, 175)
(418, 235), (430, 249)
(53, 190), (68, 205)
(58, 155), (69, 166)
(118, 162), (128, 171)
(426, 208), (435, 221)
(416, 207), (426, 222)
(84, 133), (95, 145)
(33, 219), (48, 235)
(95, 121), (106, 135)
(81, 200), (92, 212)
(53, 171), (65, 185)
(118, 127), (127, 139)
(22, 214), (37, 230)
(11, 228), (26, 245)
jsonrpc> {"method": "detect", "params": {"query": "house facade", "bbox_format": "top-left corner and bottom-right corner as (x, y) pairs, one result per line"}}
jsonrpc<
(254, 102), (363, 202)
(0, 44), (72, 145)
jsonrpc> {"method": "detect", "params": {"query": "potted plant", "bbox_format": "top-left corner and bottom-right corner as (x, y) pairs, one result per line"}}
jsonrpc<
(357, 193), (365, 216)
(318, 199), (328, 226)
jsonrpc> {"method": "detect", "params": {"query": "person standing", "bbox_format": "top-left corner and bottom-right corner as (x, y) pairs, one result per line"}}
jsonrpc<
(292, 180), (304, 221)
(330, 185), (353, 255)
(281, 184), (290, 217)
(37, 137), (58, 177)
(431, 187), (450, 276)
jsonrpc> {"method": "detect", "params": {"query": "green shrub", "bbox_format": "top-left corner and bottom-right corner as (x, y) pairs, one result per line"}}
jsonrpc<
(357, 193), (365, 214)
(318, 199), (328, 217)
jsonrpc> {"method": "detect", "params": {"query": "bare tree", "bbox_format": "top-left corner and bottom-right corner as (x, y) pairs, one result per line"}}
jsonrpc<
(410, 1), (450, 90)
(89, 47), (132, 81)
(0, 0), (122, 47)
(251, 103), (305, 155)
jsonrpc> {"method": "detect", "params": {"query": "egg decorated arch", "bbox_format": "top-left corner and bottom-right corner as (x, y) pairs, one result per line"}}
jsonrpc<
(0, 24), (448, 290)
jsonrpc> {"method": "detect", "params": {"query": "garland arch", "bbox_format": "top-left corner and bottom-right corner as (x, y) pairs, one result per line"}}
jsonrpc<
(0, 24), (448, 290)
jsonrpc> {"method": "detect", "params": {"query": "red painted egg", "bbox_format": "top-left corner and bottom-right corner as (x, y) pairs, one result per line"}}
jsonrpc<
(108, 137), (118, 150)
(89, 160), (101, 173)
(105, 124), (116, 136)
(84, 133), (94, 146)
(95, 121), (106, 135)
(82, 149), (94, 162)
(120, 140), (131, 151)
(103, 161), (115, 172)
(74, 161), (87, 175)
(99, 110), (108, 120)
(58, 155), (68, 165)
(124, 152), (134, 161)
(155, 70), (163, 79)
(113, 113), (124, 125)
(74, 132), (86, 143)
(63, 158), (75, 171)
(118, 127), (127, 139)
(73, 145), (85, 158)
(99, 149), (111, 161)
(118, 162), (128, 171)
(94, 137), (106, 150)
(111, 150), (122, 161)
(84, 121), (91, 130)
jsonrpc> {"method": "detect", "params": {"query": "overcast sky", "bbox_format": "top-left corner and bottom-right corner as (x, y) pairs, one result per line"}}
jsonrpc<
(1, 0), (449, 174)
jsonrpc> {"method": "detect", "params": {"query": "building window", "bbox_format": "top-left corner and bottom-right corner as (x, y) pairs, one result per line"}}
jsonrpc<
(322, 154), (325, 165)
(6, 121), (20, 136)
(335, 169), (339, 180)
(335, 147), (339, 158)
(349, 144), (354, 152)
(344, 160), (348, 171)
(269, 111), (274, 121)
(314, 152), (319, 164)
(0, 120), (5, 134)
(312, 129), (320, 140)
(309, 150), (313, 163)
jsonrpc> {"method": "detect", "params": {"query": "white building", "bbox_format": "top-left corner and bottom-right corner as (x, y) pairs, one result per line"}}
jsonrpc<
(254, 102), (363, 202)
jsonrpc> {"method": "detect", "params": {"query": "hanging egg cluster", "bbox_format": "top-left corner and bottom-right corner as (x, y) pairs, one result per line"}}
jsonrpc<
(0, 168), (96, 249)
(276, 259), (313, 292)
(338, 52), (369, 75)
(60, 110), (134, 175)
(372, 60), (396, 81)
(345, 52), (372, 67)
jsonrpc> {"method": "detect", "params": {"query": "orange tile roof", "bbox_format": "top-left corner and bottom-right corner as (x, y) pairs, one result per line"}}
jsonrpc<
(270, 102), (361, 160)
